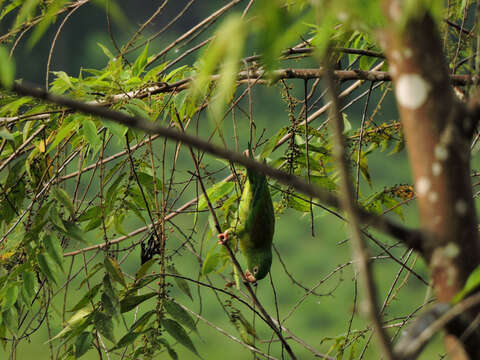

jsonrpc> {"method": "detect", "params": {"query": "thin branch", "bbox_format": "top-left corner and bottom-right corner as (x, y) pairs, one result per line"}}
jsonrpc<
(324, 61), (395, 360)
(394, 293), (480, 359)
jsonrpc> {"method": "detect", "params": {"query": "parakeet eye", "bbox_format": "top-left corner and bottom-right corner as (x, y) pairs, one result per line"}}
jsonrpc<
(253, 266), (259, 274)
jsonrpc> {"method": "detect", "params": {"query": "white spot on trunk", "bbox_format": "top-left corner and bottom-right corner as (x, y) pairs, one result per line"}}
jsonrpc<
(444, 243), (460, 258)
(455, 200), (468, 215)
(404, 48), (413, 58)
(392, 50), (402, 62)
(390, 64), (398, 77)
(396, 74), (431, 109)
(432, 162), (442, 176)
(389, 2), (402, 21)
(428, 192), (438, 203)
(415, 177), (431, 196)
(434, 145), (448, 161)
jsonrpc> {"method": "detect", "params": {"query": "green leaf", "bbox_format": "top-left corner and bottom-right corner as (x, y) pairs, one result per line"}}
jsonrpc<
(49, 308), (93, 342)
(103, 274), (117, 302)
(47, 116), (78, 154)
(64, 221), (89, 243)
(343, 113), (352, 133)
(310, 176), (336, 191)
(130, 310), (155, 332)
(52, 188), (75, 216)
(69, 284), (102, 312)
(104, 257), (126, 288)
(0, 46), (15, 88)
(135, 258), (156, 280)
(106, 173), (126, 208)
(81, 119), (100, 150)
(37, 252), (59, 285)
(113, 331), (141, 350)
(2, 307), (16, 335)
(22, 271), (36, 305)
(0, 128), (14, 140)
(201, 249), (221, 275)
(75, 332), (93, 358)
(28, 0), (66, 49)
(260, 127), (288, 159)
(49, 206), (67, 232)
(197, 181), (235, 211)
(77, 206), (101, 222)
(0, 97), (30, 117)
(2, 285), (19, 311)
(288, 194), (311, 213)
(157, 338), (178, 360)
(453, 264), (480, 304)
(161, 318), (199, 357)
(103, 120), (127, 145)
(123, 101), (150, 120)
(94, 311), (115, 343)
(167, 265), (193, 300)
(43, 234), (64, 271)
(133, 43), (149, 76)
(50, 71), (76, 94)
(358, 155), (372, 187)
(97, 42), (114, 60)
(101, 292), (118, 318)
(120, 292), (156, 313)
(164, 300), (197, 333)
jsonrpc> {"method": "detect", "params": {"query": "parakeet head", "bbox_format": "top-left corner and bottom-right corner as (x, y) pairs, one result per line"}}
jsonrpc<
(244, 248), (272, 283)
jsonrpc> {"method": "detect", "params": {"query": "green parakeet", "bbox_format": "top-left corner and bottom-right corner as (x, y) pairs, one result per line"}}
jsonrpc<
(218, 151), (275, 283)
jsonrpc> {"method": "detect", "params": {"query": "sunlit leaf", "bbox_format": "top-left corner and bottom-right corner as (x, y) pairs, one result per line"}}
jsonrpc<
(0, 46), (15, 88)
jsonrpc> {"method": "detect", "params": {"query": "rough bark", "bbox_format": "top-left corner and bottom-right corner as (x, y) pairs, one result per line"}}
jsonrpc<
(381, 2), (480, 358)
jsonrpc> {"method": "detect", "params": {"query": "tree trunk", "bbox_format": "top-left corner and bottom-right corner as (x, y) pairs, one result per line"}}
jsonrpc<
(381, 2), (480, 358)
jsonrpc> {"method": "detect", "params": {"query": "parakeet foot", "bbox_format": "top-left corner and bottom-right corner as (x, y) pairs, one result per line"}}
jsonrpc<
(244, 269), (257, 283)
(217, 229), (230, 245)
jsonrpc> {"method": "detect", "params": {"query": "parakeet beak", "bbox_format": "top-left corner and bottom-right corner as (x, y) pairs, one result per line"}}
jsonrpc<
(245, 269), (257, 283)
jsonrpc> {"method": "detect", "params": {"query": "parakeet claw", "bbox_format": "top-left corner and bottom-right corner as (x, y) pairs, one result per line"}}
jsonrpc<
(217, 229), (230, 245)
(245, 269), (257, 283)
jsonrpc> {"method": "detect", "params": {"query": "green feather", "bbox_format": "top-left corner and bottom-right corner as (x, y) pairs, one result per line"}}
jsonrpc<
(233, 165), (275, 281)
